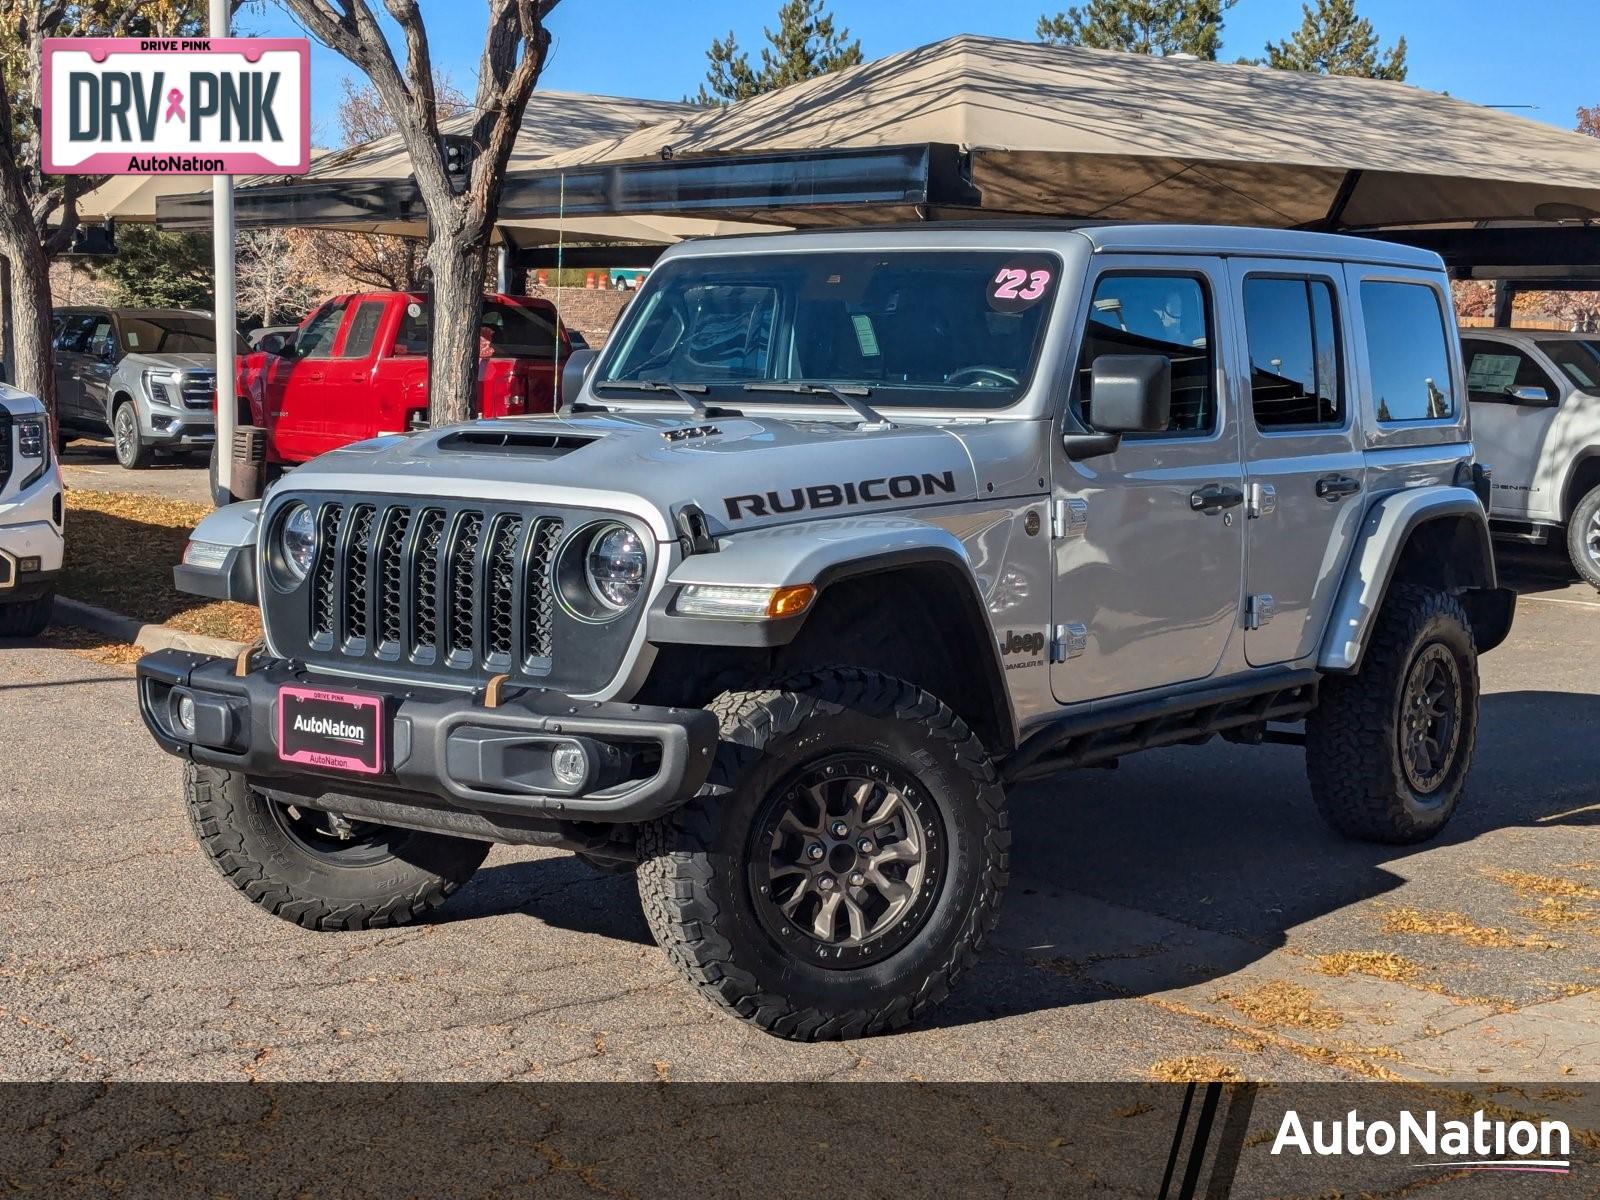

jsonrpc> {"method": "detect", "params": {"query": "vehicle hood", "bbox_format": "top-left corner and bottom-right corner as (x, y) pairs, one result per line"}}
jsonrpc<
(0, 383), (44, 417)
(282, 411), (1025, 540)
(118, 352), (217, 372)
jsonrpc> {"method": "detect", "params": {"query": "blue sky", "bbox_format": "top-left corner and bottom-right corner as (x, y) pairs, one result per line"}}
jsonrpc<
(245, 0), (1596, 145)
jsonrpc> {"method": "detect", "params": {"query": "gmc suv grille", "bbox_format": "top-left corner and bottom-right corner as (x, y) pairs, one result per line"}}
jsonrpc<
(282, 497), (591, 685)
(180, 372), (216, 410)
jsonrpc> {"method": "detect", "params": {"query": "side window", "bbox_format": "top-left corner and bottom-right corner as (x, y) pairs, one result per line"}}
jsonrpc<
(1243, 276), (1342, 429)
(1537, 340), (1600, 392)
(294, 301), (348, 359)
(1462, 340), (1559, 404)
(337, 300), (385, 360)
(1075, 273), (1215, 435)
(86, 316), (116, 359)
(1360, 282), (1455, 422)
(396, 303), (429, 355)
(59, 314), (98, 352)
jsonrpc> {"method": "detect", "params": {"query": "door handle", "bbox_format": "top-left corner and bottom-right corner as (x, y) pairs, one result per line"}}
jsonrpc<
(307, 370), (325, 382)
(1315, 474), (1361, 501)
(1190, 483), (1245, 515)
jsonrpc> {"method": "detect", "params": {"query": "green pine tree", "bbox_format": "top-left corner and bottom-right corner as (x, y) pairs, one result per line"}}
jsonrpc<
(1036, 0), (1235, 60)
(95, 224), (214, 311)
(1260, 0), (1407, 80)
(696, 0), (863, 106)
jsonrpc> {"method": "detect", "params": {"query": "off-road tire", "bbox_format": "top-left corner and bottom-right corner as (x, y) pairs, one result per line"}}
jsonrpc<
(1566, 484), (1600, 590)
(184, 763), (490, 930)
(636, 668), (1009, 1041)
(0, 589), (53, 638)
(1306, 584), (1479, 844)
(112, 401), (151, 470)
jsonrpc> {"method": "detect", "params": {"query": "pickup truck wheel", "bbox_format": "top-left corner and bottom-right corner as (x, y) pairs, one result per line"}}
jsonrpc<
(1566, 485), (1600, 590)
(1305, 584), (1478, 844)
(0, 590), (54, 638)
(636, 668), (1009, 1041)
(184, 764), (490, 930)
(112, 402), (152, 470)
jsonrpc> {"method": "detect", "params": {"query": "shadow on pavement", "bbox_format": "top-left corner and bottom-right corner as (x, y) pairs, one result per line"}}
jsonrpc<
(440, 687), (1600, 1032)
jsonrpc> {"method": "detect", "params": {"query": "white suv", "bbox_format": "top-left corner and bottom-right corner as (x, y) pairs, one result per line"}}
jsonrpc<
(1461, 328), (1600, 588)
(0, 385), (64, 636)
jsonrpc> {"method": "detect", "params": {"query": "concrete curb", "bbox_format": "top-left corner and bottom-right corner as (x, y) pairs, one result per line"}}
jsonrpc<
(54, 596), (247, 658)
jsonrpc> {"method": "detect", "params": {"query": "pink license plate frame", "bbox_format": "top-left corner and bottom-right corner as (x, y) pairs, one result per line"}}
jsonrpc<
(277, 686), (385, 775)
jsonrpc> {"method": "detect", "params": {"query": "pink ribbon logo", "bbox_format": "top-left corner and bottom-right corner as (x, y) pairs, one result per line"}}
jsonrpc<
(164, 88), (185, 123)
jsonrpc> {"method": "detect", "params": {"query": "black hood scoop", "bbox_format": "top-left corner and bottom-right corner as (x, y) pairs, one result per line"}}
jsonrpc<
(435, 428), (600, 458)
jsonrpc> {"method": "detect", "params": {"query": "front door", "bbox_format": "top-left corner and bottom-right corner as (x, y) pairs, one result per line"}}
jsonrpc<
(1051, 259), (1246, 705)
(54, 313), (97, 429)
(79, 312), (118, 430)
(266, 298), (349, 463)
(1228, 263), (1366, 667)
(1460, 335), (1564, 521)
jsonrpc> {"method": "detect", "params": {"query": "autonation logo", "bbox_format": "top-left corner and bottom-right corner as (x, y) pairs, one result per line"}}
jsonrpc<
(1273, 1107), (1571, 1174)
(292, 714), (367, 744)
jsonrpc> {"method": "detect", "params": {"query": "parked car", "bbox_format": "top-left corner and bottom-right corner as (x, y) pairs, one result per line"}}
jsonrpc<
(247, 325), (299, 356)
(1460, 328), (1600, 587)
(0, 383), (63, 636)
(220, 292), (570, 502)
(142, 223), (1512, 1040)
(52, 306), (247, 470)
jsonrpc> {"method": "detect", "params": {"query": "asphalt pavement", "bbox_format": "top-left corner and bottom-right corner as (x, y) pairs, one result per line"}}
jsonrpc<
(59, 441), (213, 505)
(1, 551), (1596, 1082)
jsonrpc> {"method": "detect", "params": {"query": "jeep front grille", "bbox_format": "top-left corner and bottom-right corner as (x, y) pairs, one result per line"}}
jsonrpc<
(286, 498), (584, 683)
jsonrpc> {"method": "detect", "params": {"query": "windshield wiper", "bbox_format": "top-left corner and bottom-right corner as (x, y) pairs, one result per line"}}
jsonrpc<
(598, 379), (711, 418)
(742, 381), (893, 427)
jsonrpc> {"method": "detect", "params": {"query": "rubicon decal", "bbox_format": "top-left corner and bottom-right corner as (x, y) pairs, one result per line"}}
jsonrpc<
(724, 471), (959, 520)
(1272, 1108), (1570, 1173)
(42, 38), (310, 175)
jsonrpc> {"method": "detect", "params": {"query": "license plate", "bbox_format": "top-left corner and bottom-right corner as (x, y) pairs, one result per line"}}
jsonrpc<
(277, 686), (385, 775)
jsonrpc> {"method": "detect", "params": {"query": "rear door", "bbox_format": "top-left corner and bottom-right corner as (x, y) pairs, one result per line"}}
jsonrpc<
(54, 313), (97, 427)
(1050, 257), (1247, 705)
(1228, 262), (1366, 667)
(1460, 335), (1564, 520)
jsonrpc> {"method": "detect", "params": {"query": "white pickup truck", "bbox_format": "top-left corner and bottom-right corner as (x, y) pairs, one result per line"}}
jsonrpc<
(1460, 328), (1600, 588)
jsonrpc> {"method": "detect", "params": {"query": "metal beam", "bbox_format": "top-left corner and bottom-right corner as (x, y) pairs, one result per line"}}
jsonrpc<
(514, 244), (665, 270)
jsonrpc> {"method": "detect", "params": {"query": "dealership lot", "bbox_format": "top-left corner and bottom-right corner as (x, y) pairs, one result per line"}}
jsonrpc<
(1, 555), (1595, 1083)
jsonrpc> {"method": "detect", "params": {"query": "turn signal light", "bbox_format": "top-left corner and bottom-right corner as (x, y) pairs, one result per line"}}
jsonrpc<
(767, 584), (816, 618)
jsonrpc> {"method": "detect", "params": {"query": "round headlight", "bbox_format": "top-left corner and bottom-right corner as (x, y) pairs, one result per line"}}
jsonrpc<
(277, 503), (317, 584)
(584, 524), (647, 611)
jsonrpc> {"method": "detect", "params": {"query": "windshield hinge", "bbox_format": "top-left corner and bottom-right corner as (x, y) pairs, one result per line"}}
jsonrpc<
(674, 504), (718, 556)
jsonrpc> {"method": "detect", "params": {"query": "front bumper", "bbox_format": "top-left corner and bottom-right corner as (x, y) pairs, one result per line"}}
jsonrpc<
(143, 411), (215, 448)
(136, 649), (718, 824)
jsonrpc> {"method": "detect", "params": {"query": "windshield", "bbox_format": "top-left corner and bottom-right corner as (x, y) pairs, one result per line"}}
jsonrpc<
(118, 315), (244, 355)
(595, 250), (1061, 409)
(1537, 338), (1600, 392)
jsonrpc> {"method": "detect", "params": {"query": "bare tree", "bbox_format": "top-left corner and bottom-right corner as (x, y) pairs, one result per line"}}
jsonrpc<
(279, 0), (558, 424)
(237, 228), (325, 325)
(306, 75), (468, 293)
(0, 1), (207, 425)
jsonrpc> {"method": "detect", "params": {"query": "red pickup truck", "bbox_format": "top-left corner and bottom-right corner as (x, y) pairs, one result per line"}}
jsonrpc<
(234, 291), (569, 470)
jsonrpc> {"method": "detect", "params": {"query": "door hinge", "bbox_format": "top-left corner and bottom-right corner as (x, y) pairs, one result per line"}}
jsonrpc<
(1051, 497), (1089, 540)
(1247, 482), (1277, 519)
(1245, 594), (1277, 630)
(1050, 622), (1088, 663)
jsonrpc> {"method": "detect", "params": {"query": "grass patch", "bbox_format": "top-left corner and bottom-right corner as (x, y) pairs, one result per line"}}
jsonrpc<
(62, 491), (261, 643)
(1312, 951), (1423, 983)
(1517, 898), (1599, 927)
(1150, 1056), (1241, 1083)
(1213, 980), (1344, 1032)
(1381, 907), (1558, 950)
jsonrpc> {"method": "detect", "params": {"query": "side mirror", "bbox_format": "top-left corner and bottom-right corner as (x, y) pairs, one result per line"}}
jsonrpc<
(1063, 354), (1172, 461)
(1090, 355), (1172, 432)
(561, 348), (598, 408)
(1508, 384), (1553, 405)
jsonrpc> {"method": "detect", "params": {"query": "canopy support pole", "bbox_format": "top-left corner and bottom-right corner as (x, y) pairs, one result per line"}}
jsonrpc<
(210, 0), (236, 499)
(1313, 169), (1363, 231)
(1493, 281), (1515, 328)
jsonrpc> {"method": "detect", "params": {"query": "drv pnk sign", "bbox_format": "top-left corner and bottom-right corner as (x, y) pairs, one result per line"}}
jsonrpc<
(41, 38), (310, 175)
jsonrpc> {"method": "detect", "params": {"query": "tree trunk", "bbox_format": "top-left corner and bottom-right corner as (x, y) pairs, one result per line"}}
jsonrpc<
(425, 230), (490, 426)
(0, 232), (56, 428)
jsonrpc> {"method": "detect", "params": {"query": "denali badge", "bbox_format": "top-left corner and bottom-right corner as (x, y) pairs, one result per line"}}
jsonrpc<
(724, 471), (958, 520)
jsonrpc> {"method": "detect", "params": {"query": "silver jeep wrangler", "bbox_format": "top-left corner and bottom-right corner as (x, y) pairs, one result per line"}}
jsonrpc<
(138, 224), (1515, 1041)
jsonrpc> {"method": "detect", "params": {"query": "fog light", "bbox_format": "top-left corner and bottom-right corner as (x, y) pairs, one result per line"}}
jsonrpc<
(18, 556), (40, 574)
(550, 741), (590, 789)
(172, 692), (197, 737)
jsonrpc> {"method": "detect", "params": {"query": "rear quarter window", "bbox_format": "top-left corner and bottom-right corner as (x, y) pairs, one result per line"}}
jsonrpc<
(1359, 281), (1455, 422)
